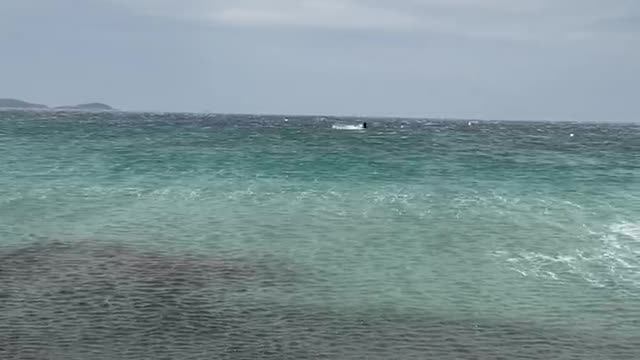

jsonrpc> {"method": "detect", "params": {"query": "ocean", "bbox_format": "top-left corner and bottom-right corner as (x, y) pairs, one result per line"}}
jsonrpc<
(0, 110), (639, 359)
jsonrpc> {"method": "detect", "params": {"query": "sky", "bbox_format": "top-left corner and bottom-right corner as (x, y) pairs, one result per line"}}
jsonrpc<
(0, 0), (638, 121)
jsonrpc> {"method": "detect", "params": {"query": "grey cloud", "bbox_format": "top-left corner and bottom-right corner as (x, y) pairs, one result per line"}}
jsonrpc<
(1, 0), (638, 120)
(104, 0), (640, 41)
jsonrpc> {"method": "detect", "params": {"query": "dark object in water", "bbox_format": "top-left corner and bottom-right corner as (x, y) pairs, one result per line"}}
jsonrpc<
(362, 122), (367, 129)
(0, 239), (637, 360)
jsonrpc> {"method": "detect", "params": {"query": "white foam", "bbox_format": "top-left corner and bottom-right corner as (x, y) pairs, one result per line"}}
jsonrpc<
(545, 271), (559, 280)
(610, 222), (640, 241)
(510, 267), (527, 277)
(492, 222), (640, 291)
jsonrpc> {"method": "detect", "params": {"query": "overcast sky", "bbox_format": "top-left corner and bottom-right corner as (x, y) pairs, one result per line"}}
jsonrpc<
(1, 0), (638, 121)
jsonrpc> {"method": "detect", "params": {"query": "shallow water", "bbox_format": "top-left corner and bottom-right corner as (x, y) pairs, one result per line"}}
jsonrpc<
(1, 110), (639, 359)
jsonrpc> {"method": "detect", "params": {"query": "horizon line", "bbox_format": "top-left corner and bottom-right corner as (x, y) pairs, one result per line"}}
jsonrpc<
(0, 106), (636, 125)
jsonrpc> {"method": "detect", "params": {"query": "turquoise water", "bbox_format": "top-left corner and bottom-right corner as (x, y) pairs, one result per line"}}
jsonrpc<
(1, 110), (639, 359)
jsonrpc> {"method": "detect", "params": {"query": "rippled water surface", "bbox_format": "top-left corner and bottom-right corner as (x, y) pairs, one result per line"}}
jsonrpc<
(1, 111), (639, 359)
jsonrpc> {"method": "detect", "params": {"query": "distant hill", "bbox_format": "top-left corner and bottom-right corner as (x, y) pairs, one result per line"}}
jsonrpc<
(55, 103), (115, 111)
(0, 98), (116, 111)
(0, 98), (48, 109)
